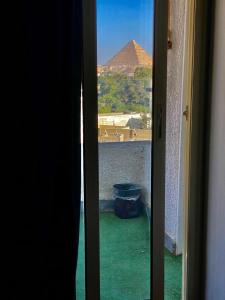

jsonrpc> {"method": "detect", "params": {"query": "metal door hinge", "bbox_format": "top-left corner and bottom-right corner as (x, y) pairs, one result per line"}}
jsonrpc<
(183, 105), (189, 121)
(167, 0), (172, 49)
(167, 30), (172, 49)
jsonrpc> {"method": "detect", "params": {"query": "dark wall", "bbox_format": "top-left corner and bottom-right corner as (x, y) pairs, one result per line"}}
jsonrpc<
(8, 1), (82, 299)
(204, 0), (225, 299)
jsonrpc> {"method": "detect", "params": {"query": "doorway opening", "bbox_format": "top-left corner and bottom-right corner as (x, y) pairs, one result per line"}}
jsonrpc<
(77, 0), (195, 299)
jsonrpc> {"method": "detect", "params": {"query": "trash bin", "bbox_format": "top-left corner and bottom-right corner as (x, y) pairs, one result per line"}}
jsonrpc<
(113, 183), (142, 219)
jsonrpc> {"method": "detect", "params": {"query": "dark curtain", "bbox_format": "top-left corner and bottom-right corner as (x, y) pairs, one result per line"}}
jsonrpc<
(9, 1), (82, 299)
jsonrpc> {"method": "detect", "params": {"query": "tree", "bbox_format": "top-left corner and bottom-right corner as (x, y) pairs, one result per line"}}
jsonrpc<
(134, 67), (152, 79)
(97, 69), (152, 113)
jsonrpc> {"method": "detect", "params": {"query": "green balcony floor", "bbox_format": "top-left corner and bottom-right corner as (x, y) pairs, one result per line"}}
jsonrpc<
(76, 213), (182, 300)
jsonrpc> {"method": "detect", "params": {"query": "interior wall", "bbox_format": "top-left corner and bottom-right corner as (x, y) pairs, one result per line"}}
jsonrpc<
(205, 0), (225, 299)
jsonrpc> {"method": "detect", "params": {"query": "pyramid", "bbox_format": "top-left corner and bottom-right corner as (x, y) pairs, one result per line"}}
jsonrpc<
(106, 40), (152, 68)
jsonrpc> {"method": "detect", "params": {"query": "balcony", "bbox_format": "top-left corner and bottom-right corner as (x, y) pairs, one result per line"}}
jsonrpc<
(77, 140), (182, 299)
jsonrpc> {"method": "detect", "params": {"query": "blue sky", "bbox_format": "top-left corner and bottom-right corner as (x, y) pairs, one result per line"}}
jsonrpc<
(97, 0), (154, 64)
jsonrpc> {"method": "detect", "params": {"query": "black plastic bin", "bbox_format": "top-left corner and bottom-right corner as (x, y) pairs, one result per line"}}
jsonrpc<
(113, 183), (142, 219)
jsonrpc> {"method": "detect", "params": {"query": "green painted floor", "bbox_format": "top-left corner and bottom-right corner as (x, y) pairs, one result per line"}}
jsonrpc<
(76, 213), (182, 300)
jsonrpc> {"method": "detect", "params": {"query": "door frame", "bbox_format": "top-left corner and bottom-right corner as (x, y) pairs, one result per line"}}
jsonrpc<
(184, 0), (214, 299)
(82, 0), (100, 299)
(181, 0), (196, 298)
(81, 0), (213, 299)
(82, 0), (168, 299)
(151, 1), (168, 299)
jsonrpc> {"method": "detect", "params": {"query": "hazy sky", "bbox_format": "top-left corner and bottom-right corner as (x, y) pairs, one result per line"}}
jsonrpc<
(97, 0), (154, 64)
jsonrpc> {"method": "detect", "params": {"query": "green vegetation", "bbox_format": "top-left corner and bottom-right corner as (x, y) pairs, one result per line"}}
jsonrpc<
(98, 67), (152, 113)
(134, 66), (152, 79)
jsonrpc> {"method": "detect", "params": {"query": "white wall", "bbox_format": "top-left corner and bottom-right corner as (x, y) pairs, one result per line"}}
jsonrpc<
(205, 1), (225, 299)
(98, 141), (151, 204)
(166, 0), (186, 254)
(98, 140), (181, 252)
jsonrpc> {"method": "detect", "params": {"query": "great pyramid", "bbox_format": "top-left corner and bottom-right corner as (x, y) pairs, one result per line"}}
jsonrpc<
(106, 40), (152, 68)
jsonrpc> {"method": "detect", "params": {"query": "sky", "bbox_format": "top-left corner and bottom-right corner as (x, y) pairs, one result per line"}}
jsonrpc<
(97, 0), (154, 65)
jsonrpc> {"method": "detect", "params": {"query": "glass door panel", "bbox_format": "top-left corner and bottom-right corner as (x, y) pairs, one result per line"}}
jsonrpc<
(80, 0), (171, 299)
(97, 1), (154, 299)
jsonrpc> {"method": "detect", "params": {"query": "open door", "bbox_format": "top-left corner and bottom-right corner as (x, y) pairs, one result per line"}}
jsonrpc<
(82, 0), (168, 299)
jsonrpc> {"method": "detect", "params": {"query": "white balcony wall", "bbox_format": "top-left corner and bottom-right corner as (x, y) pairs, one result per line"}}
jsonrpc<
(165, 0), (187, 255)
(99, 141), (151, 205)
(98, 140), (182, 253)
